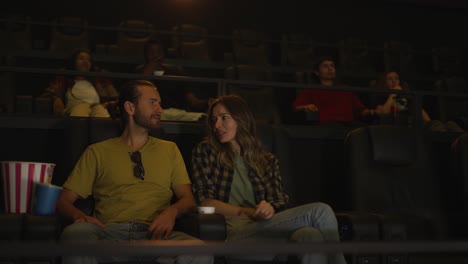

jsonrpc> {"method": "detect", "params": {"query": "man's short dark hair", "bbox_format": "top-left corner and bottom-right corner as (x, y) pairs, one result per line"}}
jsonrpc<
(313, 56), (336, 72)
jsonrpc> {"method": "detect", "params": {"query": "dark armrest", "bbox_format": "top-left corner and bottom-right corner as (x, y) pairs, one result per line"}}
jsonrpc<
(0, 214), (23, 241)
(336, 212), (382, 264)
(174, 213), (226, 241)
(336, 212), (380, 241)
(287, 111), (320, 125)
(23, 214), (61, 241)
(0, 213), (61, 241)
(21, 214), (61, 264)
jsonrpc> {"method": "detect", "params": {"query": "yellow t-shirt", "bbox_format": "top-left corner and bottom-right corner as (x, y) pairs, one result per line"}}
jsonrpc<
(63, 137), (190, 225)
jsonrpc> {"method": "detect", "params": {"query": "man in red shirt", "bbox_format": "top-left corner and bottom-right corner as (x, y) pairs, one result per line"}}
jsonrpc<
(293, 57), (375, 124)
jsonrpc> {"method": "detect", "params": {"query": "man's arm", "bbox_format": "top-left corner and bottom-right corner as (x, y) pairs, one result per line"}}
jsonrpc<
(168, 184), (197, 218)
(292, 90), (319, 112)
(294, 104), (318, 112)
(148, 184), (196, 240)
(362, 108), (376, 116)
(56, 188), (104, 227)
(352, 94), (376, 117)
(422, 109), (431, 122)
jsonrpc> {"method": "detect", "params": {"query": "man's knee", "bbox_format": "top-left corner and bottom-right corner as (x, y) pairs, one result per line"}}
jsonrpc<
(168, 231), (214, 264)
(176, 255), (214, 264)
(61, 222), (101, 242)
(169, 231), (207, 244)
(290, 227), (324, 243)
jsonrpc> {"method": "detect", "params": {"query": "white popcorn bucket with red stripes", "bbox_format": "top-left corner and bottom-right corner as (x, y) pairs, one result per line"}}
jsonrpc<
(1, 161), (55, 214)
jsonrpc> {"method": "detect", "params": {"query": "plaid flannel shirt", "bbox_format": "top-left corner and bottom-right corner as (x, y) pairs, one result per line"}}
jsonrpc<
(191, 141), (289, 212)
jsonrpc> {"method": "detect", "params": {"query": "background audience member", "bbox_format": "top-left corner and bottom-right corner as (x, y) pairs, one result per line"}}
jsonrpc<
(40, 49), (118, 117)
(135, 38), (184, 77)
(370, 70), (464, 132)
(292, 56), (376, 126)
(137, 38), (211, 113)
(57, 80), (212, 264)
(191, 95), (346, 264)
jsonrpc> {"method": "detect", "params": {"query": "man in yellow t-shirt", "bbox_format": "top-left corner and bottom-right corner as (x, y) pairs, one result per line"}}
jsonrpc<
(56, 80), (213, 264)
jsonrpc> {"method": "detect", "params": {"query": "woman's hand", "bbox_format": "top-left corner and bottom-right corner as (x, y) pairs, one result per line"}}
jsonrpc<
(252, 200), (275, 220)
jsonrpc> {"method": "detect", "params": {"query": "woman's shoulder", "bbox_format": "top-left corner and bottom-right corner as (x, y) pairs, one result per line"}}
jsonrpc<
(196, 140), (215, 151)
(261, 151), (277, 163)
(193, 141), (218, 159)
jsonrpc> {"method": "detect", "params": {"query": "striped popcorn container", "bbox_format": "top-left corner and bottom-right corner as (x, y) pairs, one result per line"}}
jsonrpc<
(1, 161), (55, 213)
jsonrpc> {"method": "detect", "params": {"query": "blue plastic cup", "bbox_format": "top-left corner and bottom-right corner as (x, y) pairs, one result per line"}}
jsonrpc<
(32, 183), (62, 215)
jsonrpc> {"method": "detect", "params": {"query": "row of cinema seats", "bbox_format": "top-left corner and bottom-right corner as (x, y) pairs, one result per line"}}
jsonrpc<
(271, 124), (468, 263)
(2, 14), (466, 77)
(9, 71), (468, 131)
(1, 116), (468, 263)
(1, 15), (272, 65)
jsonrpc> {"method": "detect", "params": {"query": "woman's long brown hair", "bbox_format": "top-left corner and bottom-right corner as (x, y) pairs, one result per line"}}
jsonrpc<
(206, 95), (268, 177)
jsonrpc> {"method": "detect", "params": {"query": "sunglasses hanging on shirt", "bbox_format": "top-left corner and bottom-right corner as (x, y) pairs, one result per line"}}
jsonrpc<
(129, 151), (145, 180)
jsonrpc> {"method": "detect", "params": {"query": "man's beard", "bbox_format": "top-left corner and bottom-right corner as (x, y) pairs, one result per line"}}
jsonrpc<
(134, 109), (160, 131)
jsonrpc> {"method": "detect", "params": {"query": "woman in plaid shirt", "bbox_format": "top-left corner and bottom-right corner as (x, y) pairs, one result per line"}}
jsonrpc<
(191, 95), (346, 264)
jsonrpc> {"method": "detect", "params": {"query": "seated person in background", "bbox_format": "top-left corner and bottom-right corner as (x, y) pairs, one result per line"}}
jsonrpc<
(292, 56), (376, 126)
(370, 70), (464, 132)
(135, 38), (184, 77)
(40, 49), (118, 117)
(136, 38), (212, 113)
(56, 80), (213, 264)
(191, 94), (346, 264)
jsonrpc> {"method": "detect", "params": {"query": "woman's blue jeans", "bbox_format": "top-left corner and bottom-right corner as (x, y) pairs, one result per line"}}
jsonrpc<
(227, 202), (347, 264)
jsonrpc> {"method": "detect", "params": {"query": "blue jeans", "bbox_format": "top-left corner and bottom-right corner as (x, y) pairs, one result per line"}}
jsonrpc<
(60, 221), (213, 264)
(227, 202), (347, 264)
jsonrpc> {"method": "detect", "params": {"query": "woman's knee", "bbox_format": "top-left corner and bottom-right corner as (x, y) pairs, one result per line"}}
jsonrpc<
(310, 202), (332, 210)
(303, 202), (338, 228)
(290, 227), (324, 243)
(61, 223), (101, 242)
(305, 202), (335, 216)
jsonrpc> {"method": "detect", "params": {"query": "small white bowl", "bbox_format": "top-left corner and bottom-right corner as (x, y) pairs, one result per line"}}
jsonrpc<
(198, 206), (215, 214)
(153, 70), (165, 76)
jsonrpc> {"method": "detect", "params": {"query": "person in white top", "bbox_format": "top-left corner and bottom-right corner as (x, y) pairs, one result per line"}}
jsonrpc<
(64, 50), (115, 117)
(40, 49), (118, 117)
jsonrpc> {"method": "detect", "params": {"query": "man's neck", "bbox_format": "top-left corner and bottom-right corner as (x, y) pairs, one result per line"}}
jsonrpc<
(120, 126), (150, 151)
(320, 79), (334, 86)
